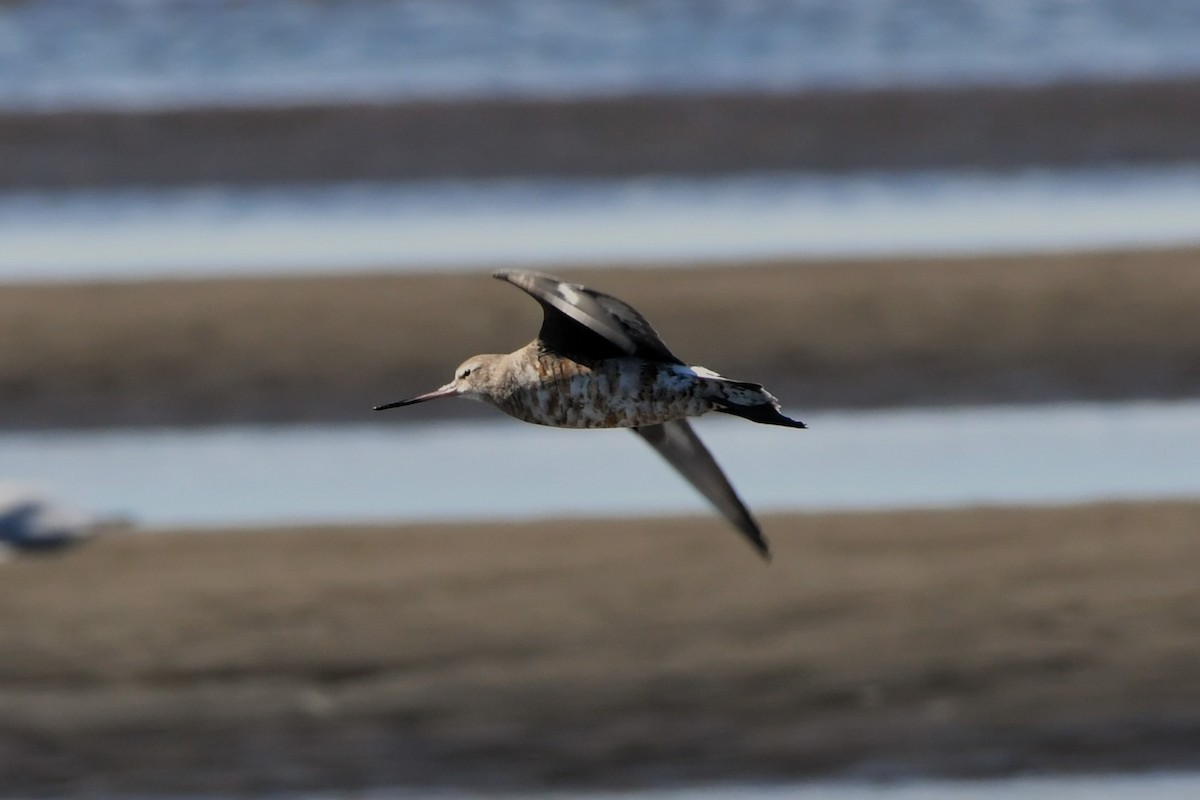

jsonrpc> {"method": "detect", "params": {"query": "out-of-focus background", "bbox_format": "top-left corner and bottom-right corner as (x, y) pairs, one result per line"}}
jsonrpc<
(1, 1), (1199, 797)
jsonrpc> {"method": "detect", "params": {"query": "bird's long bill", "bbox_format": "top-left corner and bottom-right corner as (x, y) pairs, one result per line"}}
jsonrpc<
(374, 384), (458, 411)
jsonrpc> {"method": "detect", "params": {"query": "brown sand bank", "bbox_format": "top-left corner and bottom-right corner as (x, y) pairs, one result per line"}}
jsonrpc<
(2, 248), (1199, 430)
(4, 78), (1200, 189)
(1, 501), (1198, 794)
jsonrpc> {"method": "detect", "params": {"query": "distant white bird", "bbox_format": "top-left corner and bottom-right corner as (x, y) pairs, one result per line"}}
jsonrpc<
(0, 485), (101, 560)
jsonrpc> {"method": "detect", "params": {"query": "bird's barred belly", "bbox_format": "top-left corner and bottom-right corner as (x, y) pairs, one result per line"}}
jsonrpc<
(499, 358), (714, 428)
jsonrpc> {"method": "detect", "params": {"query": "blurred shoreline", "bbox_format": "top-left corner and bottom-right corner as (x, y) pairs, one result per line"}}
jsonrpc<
(2, 248), (1198, 431)
(2, 501), (1198, 794)
(4, 5), (1198, 797)
(4, 78), (1200, 189)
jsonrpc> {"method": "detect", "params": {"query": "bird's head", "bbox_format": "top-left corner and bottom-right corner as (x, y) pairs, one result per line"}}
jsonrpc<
(374, 354), (504, 410)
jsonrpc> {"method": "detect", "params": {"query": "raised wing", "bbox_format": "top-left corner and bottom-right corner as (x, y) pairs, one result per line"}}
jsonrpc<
(494, 270), (683, 364)
(634, 420), (770, 560)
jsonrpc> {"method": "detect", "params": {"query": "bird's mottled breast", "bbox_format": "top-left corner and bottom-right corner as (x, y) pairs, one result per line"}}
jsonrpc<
(493, 351), (712, 428)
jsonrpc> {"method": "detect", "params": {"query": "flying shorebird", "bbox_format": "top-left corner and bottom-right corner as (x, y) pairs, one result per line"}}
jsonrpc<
(375, 270), (805, 559)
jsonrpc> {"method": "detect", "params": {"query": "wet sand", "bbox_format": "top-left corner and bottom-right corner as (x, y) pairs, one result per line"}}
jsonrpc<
(1, 501), (1198, 794)
(4, 78), (1200, 188)
(3, 248), (1199, 430)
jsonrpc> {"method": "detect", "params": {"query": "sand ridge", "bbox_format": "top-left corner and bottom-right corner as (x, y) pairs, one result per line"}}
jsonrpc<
(4, 79), (1200, 189)
(1, 502), (1198, 793)
(3, 248), (1200, 430)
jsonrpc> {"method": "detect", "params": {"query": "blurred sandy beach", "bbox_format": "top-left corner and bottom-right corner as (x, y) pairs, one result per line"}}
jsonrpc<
(2, 502), (1199, 794)
(4, 250), (1200, 431)
(5, 78), (1200, 188)
(3, 1), (1200, 797)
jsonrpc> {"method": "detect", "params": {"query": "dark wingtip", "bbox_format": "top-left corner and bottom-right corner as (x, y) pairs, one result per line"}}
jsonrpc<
(742, 525), (772, 562)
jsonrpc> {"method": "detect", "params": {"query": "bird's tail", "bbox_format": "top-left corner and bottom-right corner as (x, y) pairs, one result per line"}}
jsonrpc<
(707, 378), (807, 429)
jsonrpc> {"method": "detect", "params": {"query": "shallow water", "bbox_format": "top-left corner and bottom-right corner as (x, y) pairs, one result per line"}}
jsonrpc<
(4, 167), (1200, 282)
(1, 401), (1196, 528)
(302, 772), (1200, 799)
(2, 0), (1200, 109)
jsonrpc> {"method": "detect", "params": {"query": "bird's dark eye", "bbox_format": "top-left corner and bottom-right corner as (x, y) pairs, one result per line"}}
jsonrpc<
(460, 368), (472, 379)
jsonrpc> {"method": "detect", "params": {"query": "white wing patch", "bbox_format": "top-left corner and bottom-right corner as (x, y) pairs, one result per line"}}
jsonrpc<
(558, 284), (584, 305)
(685, 365), (727, 381)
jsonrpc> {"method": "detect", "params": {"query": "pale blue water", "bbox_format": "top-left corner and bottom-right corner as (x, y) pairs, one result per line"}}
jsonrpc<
(4, 166), (1200, 282)
(314, 772), (1200, 799)
(2, 0), (1200, 109)
(2, 401), (1196, 528)
(605, 773), (1200, 799)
